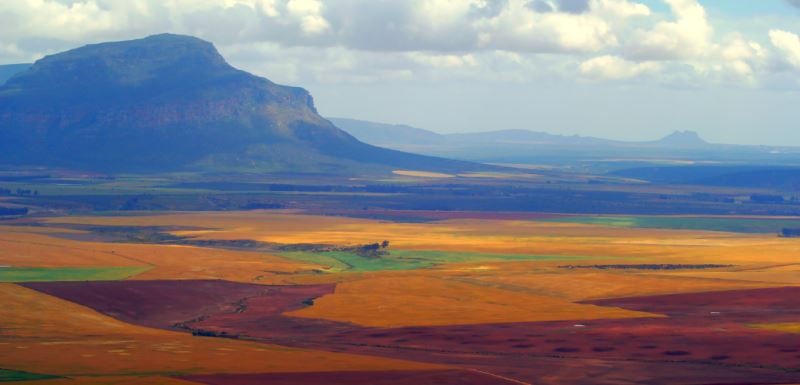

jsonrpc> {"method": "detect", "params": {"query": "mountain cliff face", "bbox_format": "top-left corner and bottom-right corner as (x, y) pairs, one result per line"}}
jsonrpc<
(0, 34), (476, 173)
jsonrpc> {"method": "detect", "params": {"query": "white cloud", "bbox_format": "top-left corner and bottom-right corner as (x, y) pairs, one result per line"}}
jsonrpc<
(580, 55), (660, 79)
(474, 0), (649, 53)
(591, 0), (650, 20)
(0, 0), (653, 54)
(0, 0), (123, 40)
(286, 0), (329, 34)
(769, 29), (800, 70)
(409, 52), (478, 69)
(626, 0), (711, 60)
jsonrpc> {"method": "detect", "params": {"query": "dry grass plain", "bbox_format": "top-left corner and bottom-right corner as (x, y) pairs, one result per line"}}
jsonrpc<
(0, 228), (321, 282)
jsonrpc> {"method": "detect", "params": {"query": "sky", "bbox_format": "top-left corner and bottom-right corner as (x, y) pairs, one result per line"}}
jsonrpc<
(1, 0), (800, 145)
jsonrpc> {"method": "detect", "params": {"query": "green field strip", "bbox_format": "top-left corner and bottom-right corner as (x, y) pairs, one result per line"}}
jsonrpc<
(0, 266), (151, 282)
(278, 250), (596, 273)
(542, 215), (800, 233)
(0, 368), (61, 382)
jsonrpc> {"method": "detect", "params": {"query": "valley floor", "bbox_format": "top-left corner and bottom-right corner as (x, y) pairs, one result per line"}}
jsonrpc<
(2, 210), (800, 384)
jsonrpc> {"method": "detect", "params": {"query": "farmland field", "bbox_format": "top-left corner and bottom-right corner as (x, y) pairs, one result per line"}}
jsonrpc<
(276, 250), (592, 272)
(3, 209), (800, 384)
(545, 215), (800, 233)
(0, 266), (150, 282)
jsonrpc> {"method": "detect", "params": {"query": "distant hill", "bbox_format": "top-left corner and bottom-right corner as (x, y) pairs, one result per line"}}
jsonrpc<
(331, 118), (791, 165)
(0, 63), (31, 85)
(0, 35), (487, 174)
(332, 118), (715, 148)
(445, 129), (615, 146)
(648, 130), (711, 148)
(331, 118), (616, 147)
(328, 118), (445, 146)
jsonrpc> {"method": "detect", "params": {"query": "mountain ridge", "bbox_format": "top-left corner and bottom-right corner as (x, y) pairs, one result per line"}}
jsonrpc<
(329, 117), (715, 148)
(329, 117), (799, 165)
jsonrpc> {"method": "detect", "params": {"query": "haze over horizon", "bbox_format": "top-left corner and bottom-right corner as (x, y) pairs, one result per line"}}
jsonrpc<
(1, 0), (799, 146)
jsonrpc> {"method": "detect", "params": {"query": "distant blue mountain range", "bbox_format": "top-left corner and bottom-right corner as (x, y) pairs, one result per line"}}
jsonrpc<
(329, 118), (797, 165)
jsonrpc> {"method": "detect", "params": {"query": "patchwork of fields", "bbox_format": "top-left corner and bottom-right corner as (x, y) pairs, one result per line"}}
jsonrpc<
(2, 210), (800, 384)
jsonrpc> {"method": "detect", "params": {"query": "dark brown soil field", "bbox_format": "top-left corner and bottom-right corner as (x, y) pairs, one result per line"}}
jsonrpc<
(259, 286), (800, 384)
(25, 281), (800, 385)
(181, 369), (521, 385)
(589, 286), (800, 321)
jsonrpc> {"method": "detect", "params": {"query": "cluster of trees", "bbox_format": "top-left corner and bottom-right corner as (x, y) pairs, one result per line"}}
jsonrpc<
(750, 194), (784, 203)
(780, 228), (800, 238)
(0, 187), (38, 196)
(14, 188), (38, 196)
(191, 329), (238, 339)
(349, 240), (390, 258)
(276, 240), (391, 258)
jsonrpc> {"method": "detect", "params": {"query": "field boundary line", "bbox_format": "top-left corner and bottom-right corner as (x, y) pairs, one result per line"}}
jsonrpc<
(467, 368), (533, 385)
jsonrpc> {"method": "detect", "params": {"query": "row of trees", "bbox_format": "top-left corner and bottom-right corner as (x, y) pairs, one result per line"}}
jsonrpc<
(0, 187), (39, 196)
(780, 228), (800, 238)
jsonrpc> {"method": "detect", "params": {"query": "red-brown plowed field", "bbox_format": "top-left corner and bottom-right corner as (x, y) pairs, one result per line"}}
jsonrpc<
(22, 280), (335, 330)
(181, 369), (521, 385)
(283, 287), (800, 384)
(287, 288), (800, 383)
(589, 286), (800, 322)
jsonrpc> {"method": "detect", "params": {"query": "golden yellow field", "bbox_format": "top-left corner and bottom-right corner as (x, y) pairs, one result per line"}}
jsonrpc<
(0, 228), (322, 282)
(392, 170), (456, 178)
(751, 323), (800, 334)
(287, 275), (658, 327)
(42, 210), (800, 271)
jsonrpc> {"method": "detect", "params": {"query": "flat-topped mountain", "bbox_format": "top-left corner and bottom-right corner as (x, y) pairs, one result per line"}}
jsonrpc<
(0, 34), (481, 173)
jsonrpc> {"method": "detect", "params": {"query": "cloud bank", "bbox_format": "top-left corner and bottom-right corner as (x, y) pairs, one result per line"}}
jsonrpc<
(0, 0), (798, 88)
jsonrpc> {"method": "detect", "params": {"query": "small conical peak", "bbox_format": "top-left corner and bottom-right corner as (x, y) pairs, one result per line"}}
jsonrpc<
(657, 130), (709, 147)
